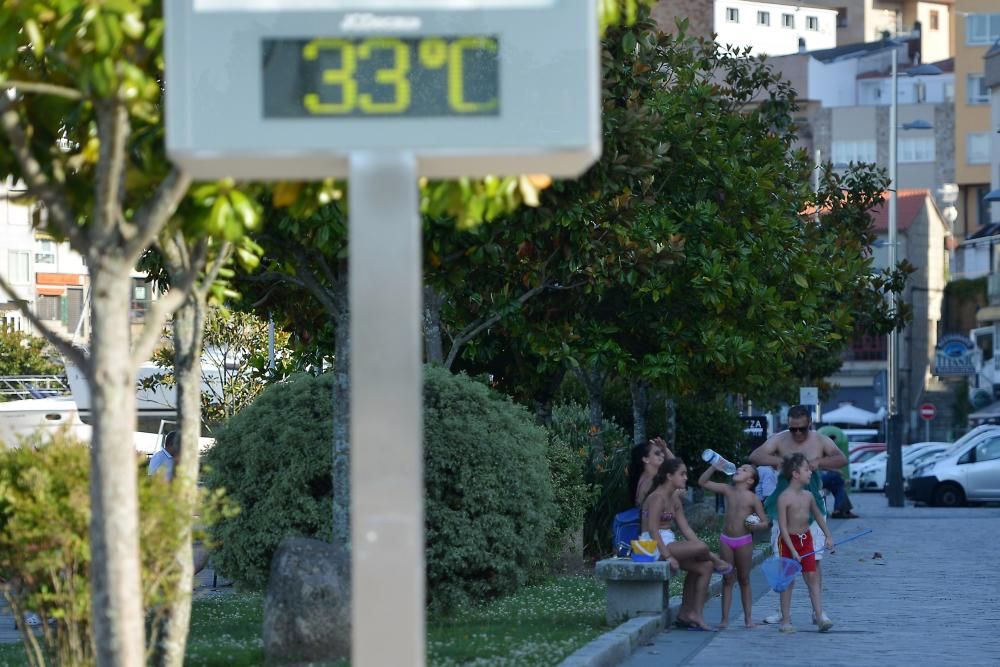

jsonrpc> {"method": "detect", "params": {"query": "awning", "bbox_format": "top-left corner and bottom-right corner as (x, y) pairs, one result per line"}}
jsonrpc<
(977, 305), (1000, 322)
(36, 286), (65, 296)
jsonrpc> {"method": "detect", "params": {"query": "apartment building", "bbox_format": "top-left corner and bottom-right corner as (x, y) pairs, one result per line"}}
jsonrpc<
(952, 1), (998, 239)
(651, 0), (952, 63)
(0, 180), (157, 342)
(713, 0), (837, 56)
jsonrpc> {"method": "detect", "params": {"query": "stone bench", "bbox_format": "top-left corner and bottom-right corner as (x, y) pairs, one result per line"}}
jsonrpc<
(594, 558), (672, 626)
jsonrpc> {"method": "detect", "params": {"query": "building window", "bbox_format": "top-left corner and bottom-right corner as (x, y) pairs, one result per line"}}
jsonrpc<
(131, 278), (151, 323)
(37, 294), (62, 321)
(929, 10), (939, 31)
(7, 250), (30, 283)
(967, 74), (990, 105)
(968, 133), (991, 164)
(898, 137), (935, 163)
(943, 81), (955, 102)
(782, 13), (794, 28)
(836, 8), (848, 29)
(756, 11), (770, 26)
(34, 238), (56, 265)
(726, 7), (739, 23)
(832, 140), (876, 165)
(806, 16), (819, 31)
(965, 14), (1000, 46)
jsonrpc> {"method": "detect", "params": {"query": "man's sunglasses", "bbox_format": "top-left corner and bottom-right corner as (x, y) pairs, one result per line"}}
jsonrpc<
(788, 426), (810, 434)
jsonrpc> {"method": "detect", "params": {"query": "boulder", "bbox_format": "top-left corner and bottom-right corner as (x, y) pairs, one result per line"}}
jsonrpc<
(263, 537), (350, 664)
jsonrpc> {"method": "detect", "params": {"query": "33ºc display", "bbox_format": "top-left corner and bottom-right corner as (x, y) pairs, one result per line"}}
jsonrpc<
(262, 36), (500, 119)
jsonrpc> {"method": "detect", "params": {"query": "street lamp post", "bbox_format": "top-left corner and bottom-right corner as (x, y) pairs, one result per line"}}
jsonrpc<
(886, 51), (942, 507)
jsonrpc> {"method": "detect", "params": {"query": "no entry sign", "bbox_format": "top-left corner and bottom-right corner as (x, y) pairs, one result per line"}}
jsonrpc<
(919, 403), (936, 421)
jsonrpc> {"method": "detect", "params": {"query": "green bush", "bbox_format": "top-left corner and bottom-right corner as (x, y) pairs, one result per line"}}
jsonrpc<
(544, 430), (597, 561)
(547, 403), (632, 557)
(424, 365), (554, 611)
(205, 368), (556, 611)
(202, 372), (335, 589)
(0, 431), (195, 667)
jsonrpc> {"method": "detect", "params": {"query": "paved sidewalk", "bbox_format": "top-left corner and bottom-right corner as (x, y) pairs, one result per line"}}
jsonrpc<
(622, 493), (1000, 666)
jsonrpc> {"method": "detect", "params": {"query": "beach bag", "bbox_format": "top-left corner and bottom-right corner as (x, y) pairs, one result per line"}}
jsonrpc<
(612, 507), (641, 557)
(630, 539), (658, 562)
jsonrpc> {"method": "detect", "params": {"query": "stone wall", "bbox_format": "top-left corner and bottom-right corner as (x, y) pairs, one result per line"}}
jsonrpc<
(650, 0), (713, 38)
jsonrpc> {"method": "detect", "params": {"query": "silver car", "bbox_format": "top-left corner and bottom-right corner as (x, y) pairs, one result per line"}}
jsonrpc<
(906, 426), (1000, 507)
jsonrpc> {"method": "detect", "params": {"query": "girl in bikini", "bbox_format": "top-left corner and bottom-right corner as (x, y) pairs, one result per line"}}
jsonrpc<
(641, 458), (731, 631)
(698, 461), (771, 629)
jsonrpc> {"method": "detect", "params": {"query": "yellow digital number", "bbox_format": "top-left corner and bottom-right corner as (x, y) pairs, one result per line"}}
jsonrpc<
(303, 38), (357, 115)
(448, 37), (498, 114)
(359, 38), (411, 114)
(418, 38), (448, 70)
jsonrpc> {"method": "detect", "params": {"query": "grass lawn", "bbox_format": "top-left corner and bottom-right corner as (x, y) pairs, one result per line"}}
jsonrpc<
(0, 576), (608, 666)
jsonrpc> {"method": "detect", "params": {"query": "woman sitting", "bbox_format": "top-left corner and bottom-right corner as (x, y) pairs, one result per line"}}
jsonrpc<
(629, 437), (673, 507)
(640, 457), (731, 631)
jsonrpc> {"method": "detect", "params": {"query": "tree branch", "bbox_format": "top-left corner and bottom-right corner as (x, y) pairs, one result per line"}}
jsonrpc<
(0, 81), (83, 100)
(443, 283), (548, 369)
(194, 242), (233, 301)
(0, 271), (89, 372)
(290, 247), (341, 315)
(130, 276), (199, 368)
(93, 100), (130, 242)
(0, 98), (83, 248)
(125, 168), (192, 262)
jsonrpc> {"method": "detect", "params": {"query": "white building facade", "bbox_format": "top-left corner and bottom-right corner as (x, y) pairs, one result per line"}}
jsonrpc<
(713, 0), (838, 56)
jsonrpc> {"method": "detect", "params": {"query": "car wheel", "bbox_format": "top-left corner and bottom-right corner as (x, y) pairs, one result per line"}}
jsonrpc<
(932, 483), (965, 508)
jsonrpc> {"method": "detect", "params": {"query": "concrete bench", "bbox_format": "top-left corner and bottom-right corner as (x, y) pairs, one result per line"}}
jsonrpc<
(594, 559), (672, 626)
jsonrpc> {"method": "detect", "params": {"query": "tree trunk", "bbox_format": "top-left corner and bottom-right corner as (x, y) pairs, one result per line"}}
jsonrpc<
(532, 368), (566, 426)
(423, 286), (444, 365)
(331, 278), (351, 585)
(152, 293), (206, 667)
(574, 366), (606, 460)
(88, 265), (146, 667)
(630, 379), (649, 446)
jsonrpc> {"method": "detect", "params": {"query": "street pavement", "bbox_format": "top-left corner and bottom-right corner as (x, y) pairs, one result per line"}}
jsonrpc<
(621, 493), (1000, 667)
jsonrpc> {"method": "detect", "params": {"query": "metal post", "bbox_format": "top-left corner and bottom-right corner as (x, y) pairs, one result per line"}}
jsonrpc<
(349, 152), (425, 665)
(886, 47), (905, 507)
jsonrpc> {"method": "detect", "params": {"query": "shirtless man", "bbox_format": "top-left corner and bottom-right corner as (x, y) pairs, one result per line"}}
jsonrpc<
(749, 405), (847, 625)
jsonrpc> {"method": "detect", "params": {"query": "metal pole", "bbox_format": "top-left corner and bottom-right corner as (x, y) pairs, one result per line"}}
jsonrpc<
(267, 315), (275, 371)
(886, 47), (905, 507)
(925, 418), (929, 442)
(349, 152), (425, 665)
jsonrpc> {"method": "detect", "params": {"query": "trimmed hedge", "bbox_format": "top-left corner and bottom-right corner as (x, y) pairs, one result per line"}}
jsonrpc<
(203, 372), (335, 589)
(205, 368), (556, 610)
(424, 365), (554, 610)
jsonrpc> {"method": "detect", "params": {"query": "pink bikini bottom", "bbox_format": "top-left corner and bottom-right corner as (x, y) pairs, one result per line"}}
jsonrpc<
(720, 533), (753, 549)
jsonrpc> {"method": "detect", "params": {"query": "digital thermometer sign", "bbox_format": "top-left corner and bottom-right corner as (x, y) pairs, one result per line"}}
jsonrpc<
(166, 1), (599, 178)
(263, 36), (500, 118)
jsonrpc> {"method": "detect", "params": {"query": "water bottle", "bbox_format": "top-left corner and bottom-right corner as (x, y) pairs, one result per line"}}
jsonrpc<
(702, 449), (737, 475)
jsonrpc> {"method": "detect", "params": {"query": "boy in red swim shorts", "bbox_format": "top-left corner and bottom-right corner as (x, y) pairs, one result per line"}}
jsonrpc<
(777, 453), (834, 634)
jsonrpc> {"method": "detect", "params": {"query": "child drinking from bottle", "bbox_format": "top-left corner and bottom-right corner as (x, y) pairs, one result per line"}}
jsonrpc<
(698, 460), (770, 628)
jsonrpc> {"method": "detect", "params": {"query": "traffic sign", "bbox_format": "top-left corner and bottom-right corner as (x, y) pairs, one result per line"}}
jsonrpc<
(919, 403), (936, 421)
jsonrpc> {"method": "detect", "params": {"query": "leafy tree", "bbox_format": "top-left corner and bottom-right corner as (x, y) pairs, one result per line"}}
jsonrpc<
(0, 5), (261, 665)
(0, 328), (61, 379)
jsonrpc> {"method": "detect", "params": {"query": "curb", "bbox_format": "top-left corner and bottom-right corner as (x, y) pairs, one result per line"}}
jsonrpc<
(559, 544), (772, 667)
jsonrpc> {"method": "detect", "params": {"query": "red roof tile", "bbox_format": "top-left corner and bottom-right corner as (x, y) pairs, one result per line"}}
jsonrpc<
(868, 189), (929, 233)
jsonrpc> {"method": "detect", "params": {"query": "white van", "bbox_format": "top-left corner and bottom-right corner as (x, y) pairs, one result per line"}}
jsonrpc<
(905, 425), (1000, 506)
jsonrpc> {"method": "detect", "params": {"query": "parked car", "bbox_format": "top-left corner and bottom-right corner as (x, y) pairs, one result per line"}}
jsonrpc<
(850, 444), (886, 465)
(850, 451), (886, 489)
(855, 442), (951, 491)
(906, 426), (1000, 507)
